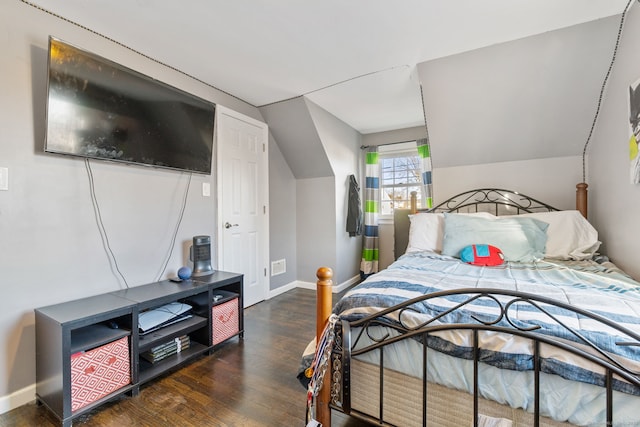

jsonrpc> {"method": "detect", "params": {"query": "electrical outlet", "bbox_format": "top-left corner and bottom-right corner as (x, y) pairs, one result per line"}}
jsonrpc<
(271, 259), (286, 276)
(0, 167), (8, 191)
(202, 182), (210, 197)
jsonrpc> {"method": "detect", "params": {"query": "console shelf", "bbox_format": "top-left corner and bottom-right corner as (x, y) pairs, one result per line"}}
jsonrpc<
(70, 323), (131, 354)
(35, 271), (243, 427)
(138, 341), (209, 383)
(137, 315), (207, 352)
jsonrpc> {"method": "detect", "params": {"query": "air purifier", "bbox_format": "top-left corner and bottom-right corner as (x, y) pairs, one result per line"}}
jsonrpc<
(190, 235), (214, 276)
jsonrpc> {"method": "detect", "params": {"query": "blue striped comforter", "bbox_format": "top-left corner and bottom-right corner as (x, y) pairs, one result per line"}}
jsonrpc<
(335, 251), (640, 395)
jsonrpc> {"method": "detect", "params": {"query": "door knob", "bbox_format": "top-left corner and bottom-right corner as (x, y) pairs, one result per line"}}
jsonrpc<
(224, 222), (239, 229)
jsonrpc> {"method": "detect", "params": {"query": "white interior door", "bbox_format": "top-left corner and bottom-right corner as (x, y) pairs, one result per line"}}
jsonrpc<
(216, 106), (269, 307)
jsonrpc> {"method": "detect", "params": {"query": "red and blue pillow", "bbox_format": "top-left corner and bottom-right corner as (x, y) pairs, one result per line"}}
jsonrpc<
(460, 244), (504, 266)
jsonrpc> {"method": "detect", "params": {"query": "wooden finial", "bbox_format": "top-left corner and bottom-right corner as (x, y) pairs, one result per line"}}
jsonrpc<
(576, 183), (588, 218)
(410, 191), (418, 214)
(316, 267), (333, 282)
(315, 267), (333, 343)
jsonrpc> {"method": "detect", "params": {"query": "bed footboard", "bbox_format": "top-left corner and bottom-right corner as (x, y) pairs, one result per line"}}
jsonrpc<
(315, 272), (640, 427)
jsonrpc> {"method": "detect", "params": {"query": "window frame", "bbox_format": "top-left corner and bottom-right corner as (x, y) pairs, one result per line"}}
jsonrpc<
(377, 141), (425, 219)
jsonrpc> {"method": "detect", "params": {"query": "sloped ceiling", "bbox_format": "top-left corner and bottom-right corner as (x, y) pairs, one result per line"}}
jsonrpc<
(419, 15), (621, 168)
(26, 0), (631, 135)
(259, 97), (333, 179)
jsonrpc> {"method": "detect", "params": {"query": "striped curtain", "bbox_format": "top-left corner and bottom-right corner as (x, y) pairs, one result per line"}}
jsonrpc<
(417, 138), (433, 209)
(360, 147), (379, 277)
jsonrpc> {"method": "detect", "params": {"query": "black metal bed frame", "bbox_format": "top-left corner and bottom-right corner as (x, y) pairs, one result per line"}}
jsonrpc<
(426, 188), (560, 215)
(326, 188), (640, 426)
(328, 289), (640, 426)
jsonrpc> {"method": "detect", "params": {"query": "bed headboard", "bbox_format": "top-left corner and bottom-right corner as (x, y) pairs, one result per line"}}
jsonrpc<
(394, 188), (560, 260)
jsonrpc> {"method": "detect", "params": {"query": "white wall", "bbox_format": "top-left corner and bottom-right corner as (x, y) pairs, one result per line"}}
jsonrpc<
(268, 134), (297, 289)
(432, 156), (583, 211)
(361, 126), (426, 147)
(0, 1), (264, 409)
(589, 5), (640, 279)
(296, 177), (336, 283)
(305, 99), (362, 284)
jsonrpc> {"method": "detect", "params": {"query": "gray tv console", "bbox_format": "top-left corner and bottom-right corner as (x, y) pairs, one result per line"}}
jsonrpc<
(35, 271), (243, 427)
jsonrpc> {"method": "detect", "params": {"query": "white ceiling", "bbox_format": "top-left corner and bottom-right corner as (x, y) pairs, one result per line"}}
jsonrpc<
(30, 0), (630, 134)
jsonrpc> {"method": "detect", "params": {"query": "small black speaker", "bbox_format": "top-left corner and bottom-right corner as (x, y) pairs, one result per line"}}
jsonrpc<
(190, 235), (213, 276)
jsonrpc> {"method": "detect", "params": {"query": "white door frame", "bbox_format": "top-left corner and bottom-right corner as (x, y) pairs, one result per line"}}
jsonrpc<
(215, 105), (269, 306)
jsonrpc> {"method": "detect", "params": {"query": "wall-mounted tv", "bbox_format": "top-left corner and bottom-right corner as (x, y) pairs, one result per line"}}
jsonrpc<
(44, 36), (215, 174)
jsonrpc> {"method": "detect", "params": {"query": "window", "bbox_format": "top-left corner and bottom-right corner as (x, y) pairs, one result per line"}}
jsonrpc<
(379, 147), (423, 215)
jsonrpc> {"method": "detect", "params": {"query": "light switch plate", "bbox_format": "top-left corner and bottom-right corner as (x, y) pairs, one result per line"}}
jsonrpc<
(0, 167), (8, 191)
(202, 182), (210, 197)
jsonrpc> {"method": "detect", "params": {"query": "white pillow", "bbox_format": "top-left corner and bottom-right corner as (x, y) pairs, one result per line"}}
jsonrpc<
(406, 213), (442, 253)
(406, 212), (495, 254)
(514, 210), (600, 260)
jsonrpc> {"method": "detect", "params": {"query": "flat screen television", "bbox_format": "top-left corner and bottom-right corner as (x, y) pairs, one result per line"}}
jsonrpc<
(44, 36), (215, 174)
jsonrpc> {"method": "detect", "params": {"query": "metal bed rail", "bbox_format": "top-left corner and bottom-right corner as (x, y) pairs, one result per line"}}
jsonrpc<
(328, 288), (640, 427)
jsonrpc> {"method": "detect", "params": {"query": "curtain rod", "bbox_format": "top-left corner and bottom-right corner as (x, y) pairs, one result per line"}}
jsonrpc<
(360, 139), (422, 150)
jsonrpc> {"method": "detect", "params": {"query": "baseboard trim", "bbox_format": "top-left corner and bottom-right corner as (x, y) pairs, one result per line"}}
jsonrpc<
(0, 384), (35, 415)
(269, 281), (298, 299)
(335, 274), (360, 292)
(295, 274), (359, 293)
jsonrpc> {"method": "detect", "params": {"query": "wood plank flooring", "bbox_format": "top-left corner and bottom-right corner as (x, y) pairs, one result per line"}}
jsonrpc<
(0, 288), (369, 427)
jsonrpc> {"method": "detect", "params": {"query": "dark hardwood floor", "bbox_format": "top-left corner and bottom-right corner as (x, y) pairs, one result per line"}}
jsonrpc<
(0, 288), (369, 427)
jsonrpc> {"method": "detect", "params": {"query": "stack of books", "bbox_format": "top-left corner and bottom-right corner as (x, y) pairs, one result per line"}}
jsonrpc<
(140, 335), (190, 364)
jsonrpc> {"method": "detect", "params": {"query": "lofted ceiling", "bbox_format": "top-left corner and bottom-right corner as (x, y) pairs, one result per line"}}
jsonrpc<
(29, 0), (630, 134)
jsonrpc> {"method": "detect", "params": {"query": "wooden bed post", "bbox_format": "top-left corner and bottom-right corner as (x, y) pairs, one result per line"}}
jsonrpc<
(576, 183), (588, 218)
(316, 267), (333, 427)
(410, 191), (418, 214)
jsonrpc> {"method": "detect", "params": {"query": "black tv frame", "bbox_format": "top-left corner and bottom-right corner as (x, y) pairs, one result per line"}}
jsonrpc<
(44, 36), (216, 175)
